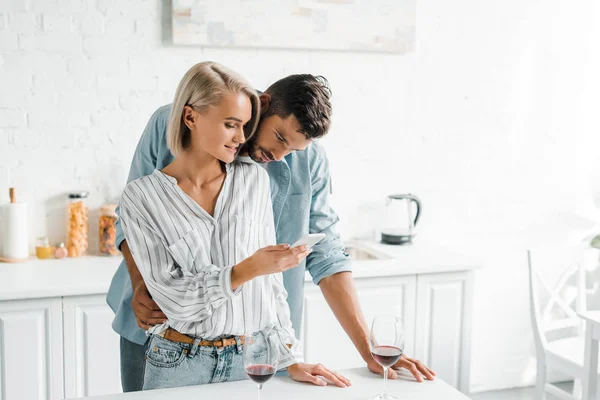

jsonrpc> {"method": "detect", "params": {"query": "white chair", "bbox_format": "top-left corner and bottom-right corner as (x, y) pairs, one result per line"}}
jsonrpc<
(528, 244), (600, 400)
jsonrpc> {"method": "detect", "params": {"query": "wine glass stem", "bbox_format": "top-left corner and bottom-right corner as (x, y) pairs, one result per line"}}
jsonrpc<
(258, 383), (263, 400)
(383, 367), (388, 396)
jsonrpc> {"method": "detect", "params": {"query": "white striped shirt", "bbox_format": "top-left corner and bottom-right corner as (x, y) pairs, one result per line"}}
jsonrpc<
(119, 158), (302, 368)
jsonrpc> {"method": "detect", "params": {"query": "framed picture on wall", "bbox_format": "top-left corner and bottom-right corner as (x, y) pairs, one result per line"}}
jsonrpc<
(172, 0), (416, 53)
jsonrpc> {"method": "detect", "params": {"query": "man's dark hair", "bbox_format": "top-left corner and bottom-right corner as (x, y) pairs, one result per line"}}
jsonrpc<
(264, 74), (332, 139)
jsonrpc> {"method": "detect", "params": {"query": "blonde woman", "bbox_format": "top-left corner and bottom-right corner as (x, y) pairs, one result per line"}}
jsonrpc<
(118, 62), (350, 390)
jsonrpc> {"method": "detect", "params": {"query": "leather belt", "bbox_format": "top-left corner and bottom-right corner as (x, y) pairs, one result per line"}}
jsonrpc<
(160, 328), (244, 348)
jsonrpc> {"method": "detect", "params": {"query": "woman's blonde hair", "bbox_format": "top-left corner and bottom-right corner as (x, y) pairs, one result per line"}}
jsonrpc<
(167, 61), (261, 157)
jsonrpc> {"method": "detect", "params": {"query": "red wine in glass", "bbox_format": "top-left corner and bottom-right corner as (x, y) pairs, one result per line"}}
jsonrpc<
(246, 364), (277, 384)
(243, 331), (279, 400)
(371, 345), (403, 368)
(370, 315), (404, 400)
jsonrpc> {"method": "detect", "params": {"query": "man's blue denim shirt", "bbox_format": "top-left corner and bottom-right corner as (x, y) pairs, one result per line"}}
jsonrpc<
(106, 105), (351, 345)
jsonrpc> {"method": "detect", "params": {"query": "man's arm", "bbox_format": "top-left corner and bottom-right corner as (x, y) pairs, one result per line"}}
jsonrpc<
(114, 105), (170, 252)
(306, 144), (435, 381)
(122, 241), (142, 287)
(319, 272), (435, 381)
(318, 272), (370, 361)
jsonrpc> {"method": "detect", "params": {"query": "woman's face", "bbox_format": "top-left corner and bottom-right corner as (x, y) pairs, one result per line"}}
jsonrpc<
(183, 91), (252, 163)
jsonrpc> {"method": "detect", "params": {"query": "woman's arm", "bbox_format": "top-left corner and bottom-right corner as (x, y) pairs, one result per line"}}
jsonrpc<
(254, 178), (302, 367)
(119, 187), (240, 323)
(122, 240), (167, 329)
(262, 193), (351, 388)
(270, 272), (304, 369)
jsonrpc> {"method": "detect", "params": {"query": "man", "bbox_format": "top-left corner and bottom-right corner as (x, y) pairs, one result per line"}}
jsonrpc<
(107, 73), (435, 392)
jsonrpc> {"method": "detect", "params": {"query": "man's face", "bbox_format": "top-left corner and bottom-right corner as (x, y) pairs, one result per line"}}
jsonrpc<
(246, 113), (313, 163)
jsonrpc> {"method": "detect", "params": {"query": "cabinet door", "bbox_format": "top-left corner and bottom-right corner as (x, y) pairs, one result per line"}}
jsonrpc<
(0, 298), (64, 400)
(302, 276), (416, 370)
(415, 271), (474, 393)
(63, 295), (122, 398)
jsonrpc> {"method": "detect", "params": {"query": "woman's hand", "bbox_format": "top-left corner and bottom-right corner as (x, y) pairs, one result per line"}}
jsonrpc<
(231, 244), (311, 289)
(251, 244), (312, 275)
(288, 363), (351, 388)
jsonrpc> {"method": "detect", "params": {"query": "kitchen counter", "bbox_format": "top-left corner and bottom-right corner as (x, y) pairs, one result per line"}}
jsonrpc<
(0, 241), (479, 399)
(343, 239), (480, 279)
(0, 240), (480, 301)
(0, 255), (121, 301)
(75, 368), (470, 400)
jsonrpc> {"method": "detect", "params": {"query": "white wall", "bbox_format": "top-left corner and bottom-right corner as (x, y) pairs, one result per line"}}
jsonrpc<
(1, 0), (599, 393)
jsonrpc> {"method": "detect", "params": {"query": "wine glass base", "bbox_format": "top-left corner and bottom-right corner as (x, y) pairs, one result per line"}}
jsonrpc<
(369, 393), (399, 400)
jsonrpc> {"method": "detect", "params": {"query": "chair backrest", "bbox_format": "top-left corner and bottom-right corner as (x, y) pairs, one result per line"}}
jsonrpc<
(528, 244), (588, 353)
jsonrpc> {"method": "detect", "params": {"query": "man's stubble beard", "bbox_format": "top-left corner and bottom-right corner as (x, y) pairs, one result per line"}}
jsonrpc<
(243, 135), (262, 163)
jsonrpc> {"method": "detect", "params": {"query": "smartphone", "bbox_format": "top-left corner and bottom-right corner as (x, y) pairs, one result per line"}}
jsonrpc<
(291, 233), (326, 249)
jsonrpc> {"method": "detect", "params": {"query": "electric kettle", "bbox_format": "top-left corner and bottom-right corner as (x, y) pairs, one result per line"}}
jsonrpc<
(381, 194), (422, 245)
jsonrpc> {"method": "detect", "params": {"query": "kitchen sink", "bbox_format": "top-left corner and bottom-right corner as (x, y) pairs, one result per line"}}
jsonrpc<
(344, 245), (390, 261)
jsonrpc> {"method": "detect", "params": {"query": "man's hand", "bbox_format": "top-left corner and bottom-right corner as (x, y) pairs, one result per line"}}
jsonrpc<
(288, 363), (351, 388)
(368, 355), (435, 382)
(131, 281), (167, 330)
(122, 240), (167, 330)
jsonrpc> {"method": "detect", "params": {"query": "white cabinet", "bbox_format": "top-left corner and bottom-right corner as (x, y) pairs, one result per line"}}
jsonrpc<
(302, 271), (474, 393)
(0, 298), (64, 400)
(302, 276), (416, 370)
(0, 295), (121, 400)
(415, 271), (474, 393)
(0, 245), (478, 399)
(63, 295), (122, 398)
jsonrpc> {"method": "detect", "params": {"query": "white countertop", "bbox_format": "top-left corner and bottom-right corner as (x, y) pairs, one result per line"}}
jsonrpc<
(0, 255), (122, 301)
(75, 368), (470, 400)
(0, 240), (481, 302)
(344, 239), (481, 279)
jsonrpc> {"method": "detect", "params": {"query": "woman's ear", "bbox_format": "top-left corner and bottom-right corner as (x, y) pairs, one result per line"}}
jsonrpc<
(259, 93), (271, 116)
(182, 105), (196, 130)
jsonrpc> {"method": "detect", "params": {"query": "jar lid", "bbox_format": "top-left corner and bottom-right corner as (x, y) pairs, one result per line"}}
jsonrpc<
(100, 204), (118, 216)
(68, 191), (89, 199)
(55, 242), (65, 248)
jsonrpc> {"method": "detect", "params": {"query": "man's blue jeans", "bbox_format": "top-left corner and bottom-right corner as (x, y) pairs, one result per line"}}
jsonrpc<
(120, 336), (146, 392)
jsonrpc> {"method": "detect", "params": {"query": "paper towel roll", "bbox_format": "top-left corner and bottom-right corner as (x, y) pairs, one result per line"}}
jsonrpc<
(1, 202), (29, 260)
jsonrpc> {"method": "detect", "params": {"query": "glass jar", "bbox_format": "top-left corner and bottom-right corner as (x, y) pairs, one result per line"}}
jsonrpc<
(99, 204), (119, 256)
(67, 192), (89, 257)
(35, 236), (53, 259)
(54, 242), (67, 259)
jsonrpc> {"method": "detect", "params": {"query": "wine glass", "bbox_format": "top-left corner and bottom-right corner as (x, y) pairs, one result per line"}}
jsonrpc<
(243, 330), (279, 400)
(370, 315), (404, 400)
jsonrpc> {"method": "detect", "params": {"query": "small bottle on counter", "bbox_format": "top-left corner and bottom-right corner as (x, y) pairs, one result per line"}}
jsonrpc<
(35, 236), (53, 259)
(54, 242), (68, 259)
(99, 204), (119, 256)
(67, 192), (89, 257)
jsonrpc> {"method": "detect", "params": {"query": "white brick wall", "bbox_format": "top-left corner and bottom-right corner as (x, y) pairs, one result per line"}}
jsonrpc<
(0, 108), (24, 127)
(8, 11), (38, 34)
(0, 31), (18, 50)
(1, 0), (600, 394)
(41, 14), (73, 33)
(2, 0), (28, 13)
